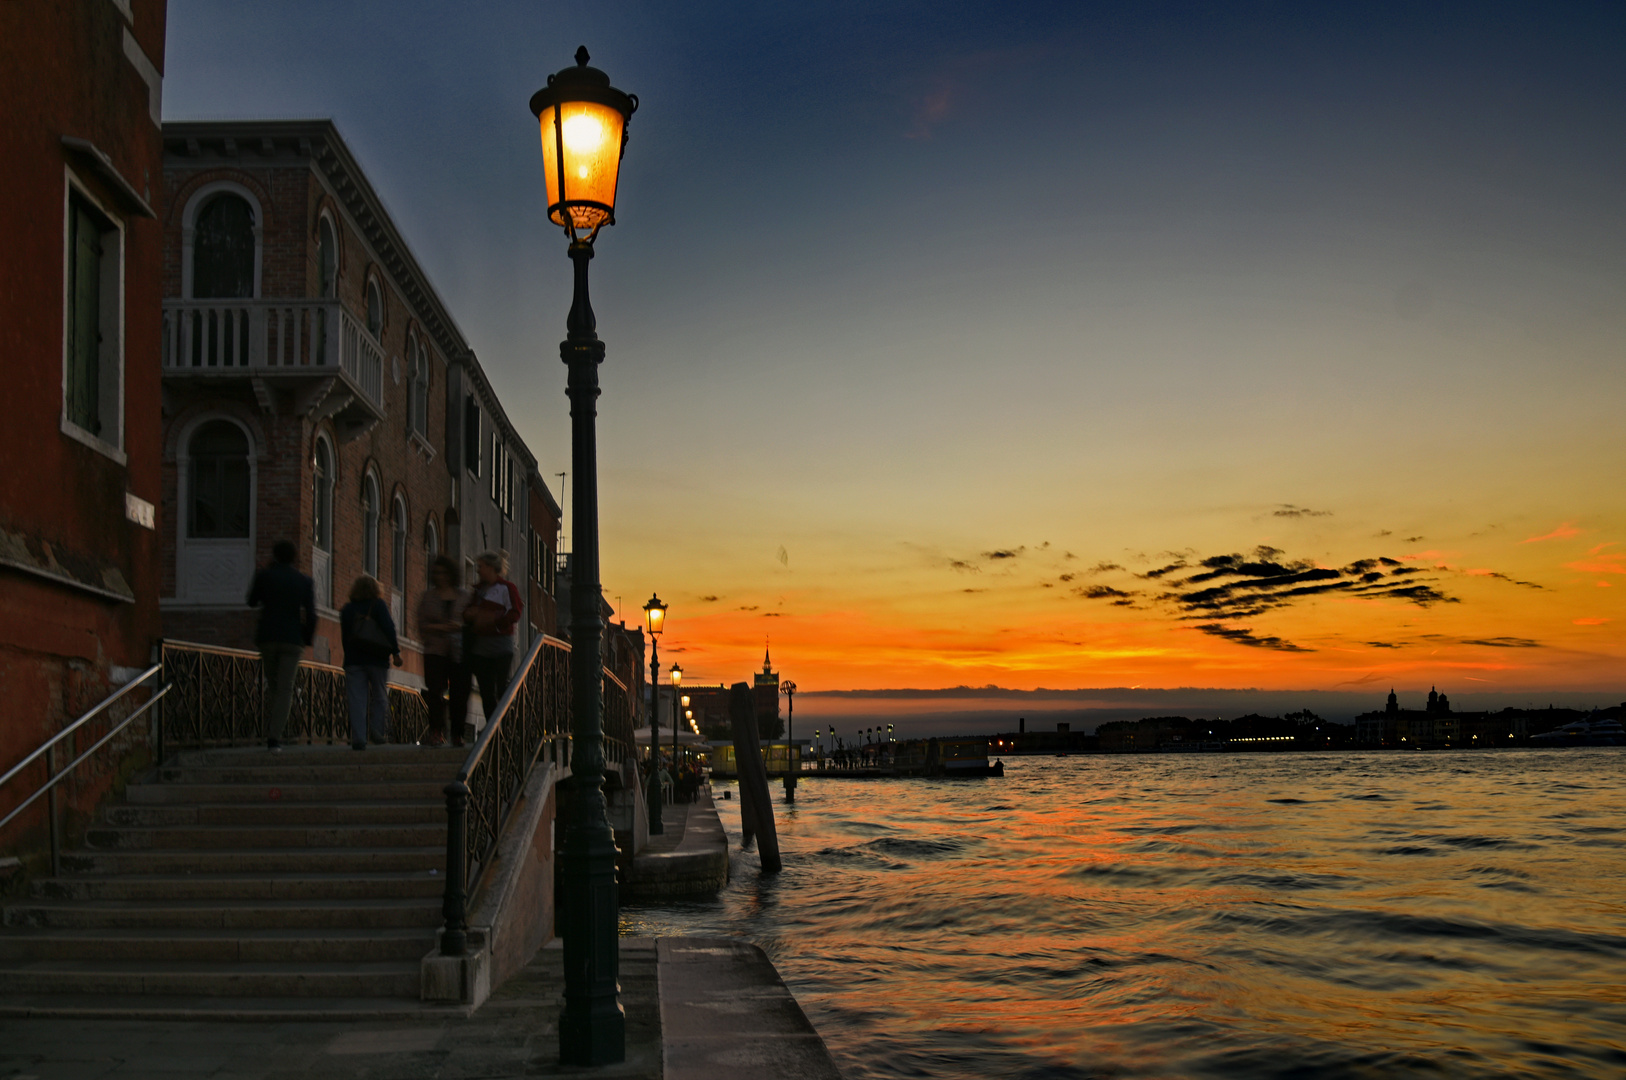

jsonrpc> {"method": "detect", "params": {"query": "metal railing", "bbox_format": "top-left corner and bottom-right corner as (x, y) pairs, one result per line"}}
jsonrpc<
(439, 635), (634, 956)
(158, 639), (429, 754)
(160, 299), (385, 410)
(0, 665), (169, 875)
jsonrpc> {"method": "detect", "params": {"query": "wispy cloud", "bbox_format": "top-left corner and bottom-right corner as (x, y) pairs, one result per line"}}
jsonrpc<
(1194, 624), (1309, 652)
(1273, 504), (1332, 518)
(1461, 637), (1542, 648)
(982, 547), (1024, 560)
(1521, 522), (1581, 544)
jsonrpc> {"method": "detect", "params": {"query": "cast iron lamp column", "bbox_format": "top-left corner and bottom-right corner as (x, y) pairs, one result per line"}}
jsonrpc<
(670, 665), (683, 766)
(641, 594), (666, 835)
(531, 45), (636, 1067)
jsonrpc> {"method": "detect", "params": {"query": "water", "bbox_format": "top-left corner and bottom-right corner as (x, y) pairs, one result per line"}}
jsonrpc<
(620, 750), (1626, 1079)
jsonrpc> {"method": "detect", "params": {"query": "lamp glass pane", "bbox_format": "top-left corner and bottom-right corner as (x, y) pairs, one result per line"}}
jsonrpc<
(538, 101), (625, 229)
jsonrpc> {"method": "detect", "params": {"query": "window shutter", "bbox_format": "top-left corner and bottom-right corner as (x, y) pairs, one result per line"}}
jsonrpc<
(67, 200), (103, 434)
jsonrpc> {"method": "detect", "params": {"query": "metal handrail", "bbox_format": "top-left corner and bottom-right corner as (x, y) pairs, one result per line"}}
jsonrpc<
(453, 632), (558, 784)
(0, 664), (162, 794)
(0, 664), (168, 875)
(440, 632), (635, 957)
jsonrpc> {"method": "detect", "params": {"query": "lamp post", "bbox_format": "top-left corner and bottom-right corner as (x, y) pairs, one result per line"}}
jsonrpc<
(641, 594), (666, 836)
(530, 45), (637, 1067)
(670, 665), (683, 766)
(781, 678), (796, 767)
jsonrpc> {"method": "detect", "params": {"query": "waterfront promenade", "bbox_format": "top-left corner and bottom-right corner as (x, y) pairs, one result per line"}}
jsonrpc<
(0, 935), (841, 1079)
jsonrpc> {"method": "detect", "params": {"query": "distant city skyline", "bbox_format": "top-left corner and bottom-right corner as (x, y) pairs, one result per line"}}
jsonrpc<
(165, 1), (1626, 697)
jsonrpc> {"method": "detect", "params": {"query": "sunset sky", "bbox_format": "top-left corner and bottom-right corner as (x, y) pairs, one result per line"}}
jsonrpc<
(166, 1), (1625, 719)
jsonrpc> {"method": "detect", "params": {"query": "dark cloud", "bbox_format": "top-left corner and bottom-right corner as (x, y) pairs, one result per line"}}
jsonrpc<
(1195, 624), (1310, 652)
(962, 587), (987, 593)
(1376, 530), (1393, 537)
(1274, 505), (1333, 518)
(983, 548), (1024, 560)
(738, 605), (759, 611)
(948, 559), (977, 572)
(763, 612), (784, 617)
(1405, 536), (1424, 543)
(1059, 574), (1075, 583)
(1078, 543), (1474, 652)
(1140, 561), (1188, 579)
(1462, 637), (1541, 648)
(700, 595), (720, 602)
(1472, 570), (1545, 590)
(1366, 641), (1402, 649)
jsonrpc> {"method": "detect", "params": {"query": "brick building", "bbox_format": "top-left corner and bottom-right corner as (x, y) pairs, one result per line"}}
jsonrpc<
(0, 0), (169, 849)
(157, 119), (558, 679)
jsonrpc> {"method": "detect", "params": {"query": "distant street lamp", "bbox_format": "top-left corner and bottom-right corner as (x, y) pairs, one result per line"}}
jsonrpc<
(670, 664), (683, 765)
(781, 679), (797, 768)
(641, 594), (666, 836)
(530, 45), (638, 1067)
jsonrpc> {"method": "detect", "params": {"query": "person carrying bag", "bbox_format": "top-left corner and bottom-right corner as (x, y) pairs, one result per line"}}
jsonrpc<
(464, 550), (523, 724)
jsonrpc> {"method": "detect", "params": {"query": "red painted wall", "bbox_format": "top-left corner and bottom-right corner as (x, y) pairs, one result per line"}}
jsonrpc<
(0, 0), (169, 853)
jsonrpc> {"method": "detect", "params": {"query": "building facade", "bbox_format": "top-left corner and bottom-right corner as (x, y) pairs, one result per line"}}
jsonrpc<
(0, 0), (169, 849)
(157, 119), (555, 678)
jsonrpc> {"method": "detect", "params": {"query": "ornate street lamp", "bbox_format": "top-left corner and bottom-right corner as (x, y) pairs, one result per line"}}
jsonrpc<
(641, 593), (666, 836)
(531, 45), (637, 1067)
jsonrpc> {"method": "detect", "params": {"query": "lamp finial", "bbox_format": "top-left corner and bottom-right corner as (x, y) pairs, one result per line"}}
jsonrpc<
(575, 45), (591, 66)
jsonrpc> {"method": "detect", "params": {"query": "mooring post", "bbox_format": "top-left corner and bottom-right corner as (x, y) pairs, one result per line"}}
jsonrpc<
(728, 682), (781, 872)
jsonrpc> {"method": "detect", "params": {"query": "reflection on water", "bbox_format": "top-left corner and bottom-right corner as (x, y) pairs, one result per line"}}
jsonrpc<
(621, 750), (1626, 1079)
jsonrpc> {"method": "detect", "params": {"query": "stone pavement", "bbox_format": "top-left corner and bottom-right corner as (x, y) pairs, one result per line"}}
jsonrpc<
(624, 789), (729, 902)
(0, 939), (661, 1079)
(0, 935), (844, 1079)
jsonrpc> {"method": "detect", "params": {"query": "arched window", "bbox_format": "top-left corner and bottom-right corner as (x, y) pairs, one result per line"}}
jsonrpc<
(407, 335), (430, 438)
(425, 518), (439, 585)
(187, 420), (251, 538)
(362, 473), (380, 578)
(366, 278), (383, 340)
(316, 217), (337, 298)
(312, 438), (333, 552)
(193, 194), (256, 299)
(391, 495), (408, 596)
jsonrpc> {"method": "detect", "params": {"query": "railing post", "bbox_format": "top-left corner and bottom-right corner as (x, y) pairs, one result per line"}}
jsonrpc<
(441, 780), (469, 957)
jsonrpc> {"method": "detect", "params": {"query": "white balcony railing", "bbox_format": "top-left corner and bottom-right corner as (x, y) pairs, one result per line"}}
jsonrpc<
(161, 299), (385, 411)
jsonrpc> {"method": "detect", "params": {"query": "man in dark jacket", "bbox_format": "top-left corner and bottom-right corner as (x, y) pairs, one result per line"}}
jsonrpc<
(246, 540), (317, 750)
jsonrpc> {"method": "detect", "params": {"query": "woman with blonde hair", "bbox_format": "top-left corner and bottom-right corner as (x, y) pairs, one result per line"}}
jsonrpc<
(340, 574), (400, 750)
(464, 550), (523, 722)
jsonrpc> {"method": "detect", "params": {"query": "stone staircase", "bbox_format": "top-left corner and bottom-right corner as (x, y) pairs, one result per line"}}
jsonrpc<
(0, 744), (465, 1018)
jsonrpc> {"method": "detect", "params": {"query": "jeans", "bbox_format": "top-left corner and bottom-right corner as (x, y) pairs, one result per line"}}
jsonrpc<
(260, 642), (304, 742)
(423, 653), (471, 739)
(345, 664), (391, 745)
(466, 652), (513, 722)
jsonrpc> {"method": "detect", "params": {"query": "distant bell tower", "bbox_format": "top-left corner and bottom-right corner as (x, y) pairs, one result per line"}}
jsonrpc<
(1427, 686), (1439, 713)
(753, 642), (781, 737)
(1386, 689), (1399, 715)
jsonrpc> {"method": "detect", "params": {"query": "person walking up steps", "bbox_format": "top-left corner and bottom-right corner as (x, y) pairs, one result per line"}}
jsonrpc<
(246, 540), (316, 751)
(464, 550), (522, 726)
(417, 555), (471, 747)
(340, 574), (401, 750)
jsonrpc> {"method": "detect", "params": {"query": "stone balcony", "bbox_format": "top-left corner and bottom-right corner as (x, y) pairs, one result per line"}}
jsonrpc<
(161, 299), (385, 438)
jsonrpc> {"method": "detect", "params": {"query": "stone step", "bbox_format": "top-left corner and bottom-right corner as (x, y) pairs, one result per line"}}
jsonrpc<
(4, 897), (441, 930)
(33, 870), (444, 902)
(82, 822), (446, 851)
(174, 745), (468, 765)
(0, 927), (435, 963)
(102, 800), (444, 827)
(0, 960), (420, 998)
(0, 992), (468, 1020)
(158, 762), (457, 785)
(125, 780), (449, 804)
(60, 845), (443, 876)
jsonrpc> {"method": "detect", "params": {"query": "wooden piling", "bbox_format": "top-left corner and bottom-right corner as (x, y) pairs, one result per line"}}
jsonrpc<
(728, 682), (781, 872)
